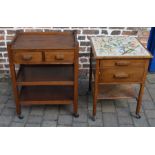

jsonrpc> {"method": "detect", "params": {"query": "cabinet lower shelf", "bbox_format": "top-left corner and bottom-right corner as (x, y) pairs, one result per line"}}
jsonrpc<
(19, 86), (74, 105)
(96, 84), (137, 100)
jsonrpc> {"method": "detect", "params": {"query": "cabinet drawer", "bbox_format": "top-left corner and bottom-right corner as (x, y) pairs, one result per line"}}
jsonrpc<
(45, 50), (74, 63)
(100, 59), (145, 68)
(99, 67), (144, 83)
(13, 52), (42, 64)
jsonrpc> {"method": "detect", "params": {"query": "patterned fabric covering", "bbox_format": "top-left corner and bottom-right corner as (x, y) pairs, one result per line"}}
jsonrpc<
(91, 36), (150, 57)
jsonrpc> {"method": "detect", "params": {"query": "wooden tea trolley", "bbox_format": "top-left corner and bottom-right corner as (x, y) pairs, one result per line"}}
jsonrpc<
(7, 31), (79, 119)
(89, 36), (152, 121)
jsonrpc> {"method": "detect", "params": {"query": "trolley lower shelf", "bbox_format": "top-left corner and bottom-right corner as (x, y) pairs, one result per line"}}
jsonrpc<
(19, 85), (74, 105)
(96, 84), (137, 100)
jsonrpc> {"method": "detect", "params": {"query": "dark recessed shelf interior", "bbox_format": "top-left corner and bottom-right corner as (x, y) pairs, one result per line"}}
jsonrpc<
(20, 86), (74, 103)
(17, 65), (74, 84)
(97, 84), (137, 100)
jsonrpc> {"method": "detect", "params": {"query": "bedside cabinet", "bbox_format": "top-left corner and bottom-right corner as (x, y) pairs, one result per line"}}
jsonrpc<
(7, 31), (79, 119)
(89, 36), (152, 121)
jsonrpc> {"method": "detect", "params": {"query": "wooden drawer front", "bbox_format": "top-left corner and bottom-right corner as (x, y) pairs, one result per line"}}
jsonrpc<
(100, 59), (145, 68)
(13, 52), (42, 64)
(99, 67), (144, 83)
(45, 51), (74, 63)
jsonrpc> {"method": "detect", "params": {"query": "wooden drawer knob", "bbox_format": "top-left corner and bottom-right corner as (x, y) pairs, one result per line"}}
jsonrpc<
(114, 73), (129, 79)
(115, 61), (130, 66)
(55, 54), (64, 60)
(22, 55), (32, 61)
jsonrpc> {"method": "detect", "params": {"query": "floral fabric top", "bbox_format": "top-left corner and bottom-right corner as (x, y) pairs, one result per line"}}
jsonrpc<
(91, 36), (151, 57)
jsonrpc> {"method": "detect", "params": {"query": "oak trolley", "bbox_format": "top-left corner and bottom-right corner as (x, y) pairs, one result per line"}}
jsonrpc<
(7, 31), (79, 119)
(89, 36), (152, 121)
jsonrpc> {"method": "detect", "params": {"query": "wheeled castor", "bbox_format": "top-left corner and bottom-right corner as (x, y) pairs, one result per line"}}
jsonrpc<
(92, 116), (96, 121)
(130, 112), (141, 119)
(18, 114), (24, 119)
(135, 113), (141, 119)
(73, 113), (79, 118)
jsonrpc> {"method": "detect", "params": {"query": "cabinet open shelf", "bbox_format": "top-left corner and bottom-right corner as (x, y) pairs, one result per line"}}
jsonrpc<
(19, 86), (73, 105)
(17, 65), (74, 86)
(97, 84), (137, 100)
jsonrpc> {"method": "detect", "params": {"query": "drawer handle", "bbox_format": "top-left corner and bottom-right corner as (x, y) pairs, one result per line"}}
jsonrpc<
(22, 55), (32, 61)
(55, 55), (64, 60)
(114, 73), (129, 79)
(115, 61), (130, 66)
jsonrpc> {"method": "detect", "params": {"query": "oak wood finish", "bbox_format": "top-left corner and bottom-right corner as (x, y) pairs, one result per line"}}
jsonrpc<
(93, 60), (99, 117)
(99, 66), (145, 83)
(45, 50), (74, 63)
(100, 59), (145, 68)
(11, 32), (75, 50)
(89, 38), (152, 120)
(16, 65), (74, 86)
(97, 84), (136, 99)
(13, 51), (42, 64)
(7, 31), (79, 117)
(20, 86), (73, 104)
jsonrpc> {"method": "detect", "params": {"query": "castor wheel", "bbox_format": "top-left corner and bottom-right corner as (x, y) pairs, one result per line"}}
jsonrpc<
(130, 112), (141, 119)
(135, 113), (141, 119)
(18, 114), (24, 119)
(92, 116), (96, 121)
(73, 113), (79, 118)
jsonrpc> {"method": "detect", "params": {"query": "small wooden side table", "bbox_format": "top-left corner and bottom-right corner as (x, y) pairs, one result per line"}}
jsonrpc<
(7, 31), (79, 119)
(89, 36), (152, 121)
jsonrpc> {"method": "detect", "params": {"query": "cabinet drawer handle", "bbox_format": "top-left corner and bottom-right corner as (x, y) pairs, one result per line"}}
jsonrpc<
(55, 55), (64, 60)
(114, 73), (129, 79)
(115, 61), (130, 66)
(22, 55), (32, 61)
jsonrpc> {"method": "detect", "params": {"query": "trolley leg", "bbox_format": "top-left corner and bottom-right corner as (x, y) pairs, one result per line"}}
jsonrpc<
(92, 97), (97, 121)
(135, 84), (145, 119)
(10, 64), (23, 119)
(92, 60), (99, 121)
(73, 94), (79, 118)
